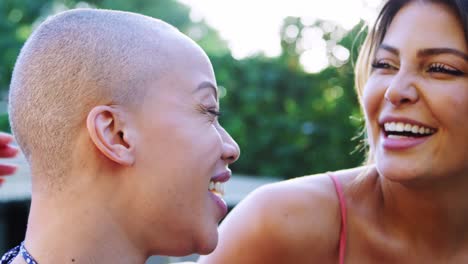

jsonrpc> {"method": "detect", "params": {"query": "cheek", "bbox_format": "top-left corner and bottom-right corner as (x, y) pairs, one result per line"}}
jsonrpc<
(168, 125), (223, 188)
(191, 124), (223, 157)
(425, 84), (468, 127)
(449, 88), (468, 118)
(362, 77), (385, 119)
(362, 77), (387, 145)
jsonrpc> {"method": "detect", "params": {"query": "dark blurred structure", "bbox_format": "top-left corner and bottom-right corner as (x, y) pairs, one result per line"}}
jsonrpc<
(0, 200), (29, 253)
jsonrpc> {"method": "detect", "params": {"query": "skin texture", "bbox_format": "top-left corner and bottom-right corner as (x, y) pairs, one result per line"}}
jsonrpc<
(199, 2), (468, 263)
(8, 9), (239, 264)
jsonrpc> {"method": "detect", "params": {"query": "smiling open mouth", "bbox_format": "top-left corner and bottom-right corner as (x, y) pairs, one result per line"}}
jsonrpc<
(383, 122), (436, 138)
(209, 180), (225, 196)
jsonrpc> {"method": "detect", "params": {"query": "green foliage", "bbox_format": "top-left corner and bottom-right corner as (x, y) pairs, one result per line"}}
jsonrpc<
(0, 0), (368, 178)
(207, 17), (368, 177)
(212, 54), (364, 178)
(0, 113), (10, 132)
(0, 0), (53, 91)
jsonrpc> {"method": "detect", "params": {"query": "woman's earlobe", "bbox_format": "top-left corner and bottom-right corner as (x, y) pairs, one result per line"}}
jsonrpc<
(86, 106), (135, 166)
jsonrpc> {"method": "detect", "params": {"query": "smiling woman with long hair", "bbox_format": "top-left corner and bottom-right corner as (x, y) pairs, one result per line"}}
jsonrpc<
(199, 0), (468, 263)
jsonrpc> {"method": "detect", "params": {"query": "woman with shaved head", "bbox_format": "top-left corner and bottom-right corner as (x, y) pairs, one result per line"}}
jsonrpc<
(200, 0), (468, 263)
(1, 8), (239, 264)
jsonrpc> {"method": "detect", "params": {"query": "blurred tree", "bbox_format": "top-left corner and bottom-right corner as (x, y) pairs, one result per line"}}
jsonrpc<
(0, 0), (53, 92)
(211, 18), (367, 177)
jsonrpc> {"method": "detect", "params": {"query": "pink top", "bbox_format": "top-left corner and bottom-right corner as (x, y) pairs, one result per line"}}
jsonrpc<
(329, 174), (347, 264)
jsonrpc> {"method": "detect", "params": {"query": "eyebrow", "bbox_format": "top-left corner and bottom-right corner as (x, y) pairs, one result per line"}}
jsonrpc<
(418, 48), (468, 61)
(378, 44), (468, 61)
(194, 81), (218, 100)
(379, 44), (399, 56)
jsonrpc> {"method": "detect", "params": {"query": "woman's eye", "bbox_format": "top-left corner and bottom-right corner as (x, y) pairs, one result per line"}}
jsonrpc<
(207, 108), (221, 117)
(371, 60), (398, 72)
(427, 63), (464, 76)
(200, 105), (221, 122)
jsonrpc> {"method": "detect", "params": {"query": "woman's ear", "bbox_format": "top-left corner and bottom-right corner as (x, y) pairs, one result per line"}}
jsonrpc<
(86, 105), (135, 166)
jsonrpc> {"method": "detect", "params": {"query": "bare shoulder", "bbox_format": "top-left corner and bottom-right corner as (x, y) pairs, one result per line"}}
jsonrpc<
(198, 167), (366, 264)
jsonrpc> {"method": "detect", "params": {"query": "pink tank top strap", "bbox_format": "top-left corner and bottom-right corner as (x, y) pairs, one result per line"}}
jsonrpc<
(328, 173), (347, 264)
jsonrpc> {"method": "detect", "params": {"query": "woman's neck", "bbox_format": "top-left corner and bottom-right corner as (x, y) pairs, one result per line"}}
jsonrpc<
(22, 192), (147, 264)
(379, 170), (468, 251)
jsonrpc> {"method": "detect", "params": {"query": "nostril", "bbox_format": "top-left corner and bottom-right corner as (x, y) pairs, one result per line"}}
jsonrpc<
(223, 143), (240, 164)
(226, 155), (236, 163)
(400, 98), (411, 104)
(385, 92), (417, 106)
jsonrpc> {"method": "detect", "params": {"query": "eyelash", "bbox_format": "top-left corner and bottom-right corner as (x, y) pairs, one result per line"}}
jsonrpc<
(427, 63), (464, 76)
(207, 108), (222, 117)
(371, 60), (465, 76)
(200, 105), (221, 120)
(371, 60), (396, 71)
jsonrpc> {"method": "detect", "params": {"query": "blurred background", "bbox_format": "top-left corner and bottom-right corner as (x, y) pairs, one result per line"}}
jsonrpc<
(0, 0), (383, 262)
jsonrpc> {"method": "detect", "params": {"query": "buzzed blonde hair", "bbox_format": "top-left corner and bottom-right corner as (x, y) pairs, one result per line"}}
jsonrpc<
(9, 9), (176, 184)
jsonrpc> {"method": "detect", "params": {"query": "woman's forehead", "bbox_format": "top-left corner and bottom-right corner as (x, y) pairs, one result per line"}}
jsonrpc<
(382, 2), (466, 51)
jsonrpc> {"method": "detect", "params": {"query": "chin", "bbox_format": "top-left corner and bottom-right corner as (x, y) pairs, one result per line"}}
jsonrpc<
(193, 229), (218, 255)
(376, 156), (414, 179)
(149, 227), (218, 257)
(167, 227), (218, 256)
(376, 160), (428, 184)
(195, 242), (217, 255)
(160, 242), (215, 257)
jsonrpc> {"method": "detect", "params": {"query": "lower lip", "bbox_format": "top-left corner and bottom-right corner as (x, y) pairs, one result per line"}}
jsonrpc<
(381, 133), (431, 150)
(209, 191), (228, 217)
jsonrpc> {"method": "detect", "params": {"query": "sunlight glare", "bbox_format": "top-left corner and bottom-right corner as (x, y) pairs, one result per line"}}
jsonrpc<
(178, 0), (382, 63)
(299, 39), (328, 73)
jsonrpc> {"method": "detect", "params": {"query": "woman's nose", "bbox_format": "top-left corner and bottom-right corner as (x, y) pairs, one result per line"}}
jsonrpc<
(384, 71), (420, 107)
(220, 127), (240, 164)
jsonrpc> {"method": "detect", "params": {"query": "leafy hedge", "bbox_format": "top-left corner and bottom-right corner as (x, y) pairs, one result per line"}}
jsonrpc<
(0, 113), (10, 132)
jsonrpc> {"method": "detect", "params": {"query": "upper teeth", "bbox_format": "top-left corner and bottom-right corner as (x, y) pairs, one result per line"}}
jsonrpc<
(209, 181), (225, 196)
(384, 122), (435, 135)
